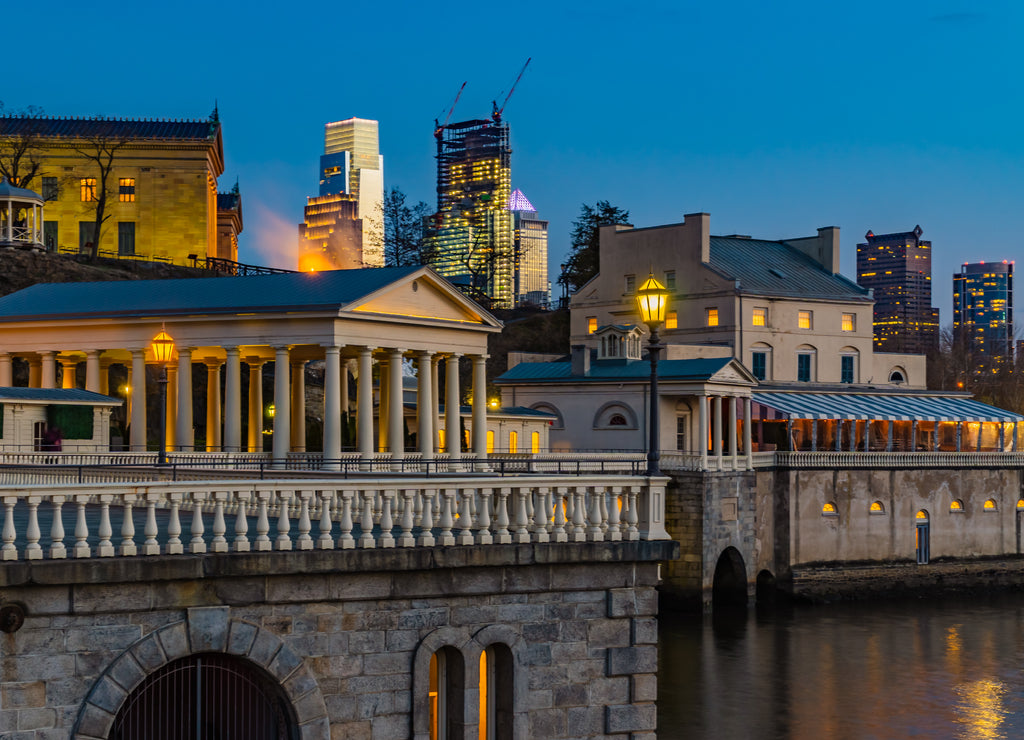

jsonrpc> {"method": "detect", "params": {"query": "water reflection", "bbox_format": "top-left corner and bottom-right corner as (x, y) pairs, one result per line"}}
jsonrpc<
(659, 596), (1024, 740)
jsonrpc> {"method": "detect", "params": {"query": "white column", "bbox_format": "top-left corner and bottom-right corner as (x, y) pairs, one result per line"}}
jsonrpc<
(431, 355), (441, 453)
(290, 360), (305, 452)
(130, 349), (147, 451)
(417, 351), (435, 462)
(378, 357), (389, 452)
(166, 366), (177, 452)
(99, 361), (110, 396)
(712, 395), (723, 470)
(472, 354), (488, 467)
(247, 360), (264, 453)
(729, 396), (739, 469)
(698, 395), (708, 469)
(744, 397), (753, 470)
(388, 349), (405, 461)
(0, 353), (11, 386)
(28, 359), (40, 388)
(323, 346), (342, 470)
(446, 354), (462, 464)
(224, 347), (241, 452)
(272, 347), (291, 464)
(205, 361), (222, 452)
(175, 347), (193, 451)
(357, 347), (374, 463)
(85, 351), (101, 393)
(340, 359), (351, 420)
(39, 352), (56, 389)
(60, 360), (76, 389)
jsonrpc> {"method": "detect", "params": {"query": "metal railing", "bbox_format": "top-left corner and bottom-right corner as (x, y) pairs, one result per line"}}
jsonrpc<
(0, 474), (670, 562)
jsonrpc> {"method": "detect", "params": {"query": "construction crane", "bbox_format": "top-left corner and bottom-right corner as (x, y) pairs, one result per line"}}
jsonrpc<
(434, 81), (467, 140)
(491, 58), (531, 123)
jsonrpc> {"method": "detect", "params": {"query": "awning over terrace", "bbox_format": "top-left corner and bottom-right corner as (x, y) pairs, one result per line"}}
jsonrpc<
(752, 392), (1024, 423)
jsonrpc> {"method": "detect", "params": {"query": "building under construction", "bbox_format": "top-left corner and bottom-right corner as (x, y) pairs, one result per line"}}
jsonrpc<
(425, 118), (514, 308)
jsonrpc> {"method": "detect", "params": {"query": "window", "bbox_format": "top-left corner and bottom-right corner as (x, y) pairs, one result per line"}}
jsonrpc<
(822, 502), (838, 516)
(438, 428), (446, 451)
(841, 355), (855, 384)
(797, 353), (814, 382)
(78, 222), (96, 252)
(531, 431), (540, 454)
(842, 313), (856, 332)
(798, 310), (813, 329)
(478, 644), (513, 740)
(587, 317), (597, 334)
(80, 178), (97, 201)
(950, 499), (964, 512)
(665, 271), (676, 291)
(428, 647), (465, 740)
(665, 311), (678, 330)
(752, 307), (767, 327)
(608, 414), (627, 426)
(118, 222), (135, 256)
(508, 431), (518, 454)
(752, 352), (767, 381)
(984, 499), (998, 511)
(43, 221), (58, 251)
(486, 430), (495, 453)
(870, 501), (885, 514)
(676, 416), (687, 451)
(706, 308), (719, 327)
(624, 274), (636, 294)
(41, 177), (59, 201)
(118, 178), (136, 202)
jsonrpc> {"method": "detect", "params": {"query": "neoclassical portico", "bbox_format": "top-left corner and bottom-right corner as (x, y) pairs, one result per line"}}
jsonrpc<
(0, 266), (502, 463)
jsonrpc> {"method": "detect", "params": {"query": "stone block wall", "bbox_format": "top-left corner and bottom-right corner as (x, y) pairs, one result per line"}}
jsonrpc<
(0, 541), (675, 739)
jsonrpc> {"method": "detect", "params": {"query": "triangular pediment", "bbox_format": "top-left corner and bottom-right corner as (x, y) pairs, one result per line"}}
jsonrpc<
(710, 359), (758, 385)
(345, 267), (502, 328)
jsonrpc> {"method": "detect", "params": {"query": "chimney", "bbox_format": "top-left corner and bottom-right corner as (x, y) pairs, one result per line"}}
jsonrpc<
(571, 345), (590, 376)
(685, 212), (711, 264)
(817, 226), (840, 273)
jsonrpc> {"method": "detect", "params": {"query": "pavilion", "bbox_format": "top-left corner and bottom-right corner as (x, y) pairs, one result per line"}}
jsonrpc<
(0, 265), (502, 465)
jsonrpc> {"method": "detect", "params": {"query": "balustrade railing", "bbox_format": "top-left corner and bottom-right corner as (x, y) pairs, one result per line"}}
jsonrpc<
(0, 475), (669, 562)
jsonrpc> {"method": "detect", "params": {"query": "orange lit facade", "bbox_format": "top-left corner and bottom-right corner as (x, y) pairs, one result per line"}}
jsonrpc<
(298, 194), (365, 271)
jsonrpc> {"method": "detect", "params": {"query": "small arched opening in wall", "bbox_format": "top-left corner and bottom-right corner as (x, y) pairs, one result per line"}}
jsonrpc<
(916, 509), (931, 564)
(755, 569), (777, 606)
(110, 653), (298, 740)
(712, 546), (748, 610)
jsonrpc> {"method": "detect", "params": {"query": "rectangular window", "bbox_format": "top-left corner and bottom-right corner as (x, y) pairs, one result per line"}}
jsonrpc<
(43, 221), (58, 251)
(438, 428), (446, 452)
(841, 355), (854, 384)
(118, 222), (135, 256)
(798, 354), (812, 382)
(508, 430), (518, 454)
(752, 307), (767, 327)
(798, 310), (813, 329)
(665, 271), (676, 291)
(676, 416), (688, 451)
(706, 308), (719, 327)
(752, 352), (767, 381)
(80, 178), (97, 202)
(118, 178), (136, 202)
(665, 311), (678, 330)
(78, 221), (96, 253)
(41, 176), (59, 201)
(842, 313), (856, 332)
(486, 430), (495, 454)
(531, 431), (540, 454)
(587, 317), (597, 334)
(624, 274), (636, 294)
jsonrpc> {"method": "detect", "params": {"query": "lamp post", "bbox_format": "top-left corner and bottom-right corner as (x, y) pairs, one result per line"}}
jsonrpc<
(636, 274), (670, 476)
(151, 328), (175, 466)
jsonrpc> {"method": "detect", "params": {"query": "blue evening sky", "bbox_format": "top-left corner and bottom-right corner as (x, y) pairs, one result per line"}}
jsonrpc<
(4, 0), (1022, 326)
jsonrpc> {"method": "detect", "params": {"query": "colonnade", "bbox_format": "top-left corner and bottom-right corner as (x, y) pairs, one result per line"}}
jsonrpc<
(0, 346), (491, 464)
(696, 394), (753, 471)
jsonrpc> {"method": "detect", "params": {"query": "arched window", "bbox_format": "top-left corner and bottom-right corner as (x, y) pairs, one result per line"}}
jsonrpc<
(950, 499), (964, 512)
(479, 644), (514, 740)
(609, 414), (627, 426)
(529, 403), (563, 430)
(486, 430), (495, 454)
(530, 431), (540, 454)
(593, 402), (638, 430)
(840, 347), (859, 384)
(869, 500), (885, 514)
(429, 647), (465, 740)
(916, 509), (929, 521)
(889, 367), (907, 385)
(750, 342), (772, 382)
(1017, 499), (1024, 511)
(796, 344), (817, 383)
(508, 431), (518, 454)
(822, 502), (838, 516)
(984, 498), (998, 511)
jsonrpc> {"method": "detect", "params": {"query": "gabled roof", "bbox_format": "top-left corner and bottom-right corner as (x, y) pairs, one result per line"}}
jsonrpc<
(0, 266), (435, 321)
(0, 115), (219, 141)
(0, 387), (121, 406)
(497, 356), (753, 384)
(709, 236), (870, 301)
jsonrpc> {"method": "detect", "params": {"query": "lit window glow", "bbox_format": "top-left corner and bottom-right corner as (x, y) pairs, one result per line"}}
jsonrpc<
(950, 499), (964, 512)
(822, 502), (837, 515)
(706, 308), (719, 327)
(842, 313), (855, 332)
(665, 311), (678, 330)
(798, 310), (813, 329)
(587, 317), (597, 334)
(753, 307), (767, 327)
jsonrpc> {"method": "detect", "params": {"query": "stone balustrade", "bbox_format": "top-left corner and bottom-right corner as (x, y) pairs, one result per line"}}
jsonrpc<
(0, 475), (669, 562)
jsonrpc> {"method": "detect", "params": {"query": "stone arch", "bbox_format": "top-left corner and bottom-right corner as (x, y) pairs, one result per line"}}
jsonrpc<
(593, 401), (639, 430)
(72, 607), (327, 740)
(468, 624), (529, 740)
(712, 547), (748, 609)
(755, 569), (777, 606)
(530, 402), (564, 429)
(412, 626), (473, 740)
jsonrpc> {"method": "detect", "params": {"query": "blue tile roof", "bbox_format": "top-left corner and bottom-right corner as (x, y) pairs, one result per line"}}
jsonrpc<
(0, 116), (218, 141)
(0, 266), (422, 321)
(496, 357), (733, 383)
(709, 236), (870, 301)
(0, 387), (121, 404)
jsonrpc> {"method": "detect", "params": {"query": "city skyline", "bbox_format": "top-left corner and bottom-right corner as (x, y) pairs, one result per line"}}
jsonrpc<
(3, 0), (1022, 328)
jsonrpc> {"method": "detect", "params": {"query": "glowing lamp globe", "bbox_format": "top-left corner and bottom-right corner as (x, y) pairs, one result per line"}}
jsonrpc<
(151, 329), (175, 364)
(636, 275), (669, 326)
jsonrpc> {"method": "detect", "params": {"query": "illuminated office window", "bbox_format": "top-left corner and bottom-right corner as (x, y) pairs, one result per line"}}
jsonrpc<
(118, 178), (136, 202)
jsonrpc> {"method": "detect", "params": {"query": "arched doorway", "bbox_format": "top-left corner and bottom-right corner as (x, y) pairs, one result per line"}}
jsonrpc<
(916, 509), (930, 564)
(712, 547), (748, 609)
(755, 569), (777, 606)
(111, 653), (298, 740)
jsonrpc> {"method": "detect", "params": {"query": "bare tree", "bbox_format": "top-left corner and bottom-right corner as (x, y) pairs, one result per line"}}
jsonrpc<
(0, 104), (46, 189)
(71, 119), (129, 260)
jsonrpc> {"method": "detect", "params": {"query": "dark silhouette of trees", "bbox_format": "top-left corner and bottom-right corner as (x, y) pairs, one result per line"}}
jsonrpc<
(0, 104), (46, 189)
(559, 200), (630, 294)
(383, 186), (430, 266)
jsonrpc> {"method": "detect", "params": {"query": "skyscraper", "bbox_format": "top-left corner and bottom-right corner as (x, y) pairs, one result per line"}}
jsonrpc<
(509, 189), (549, 307)
(856, 225), (939, 354)
(954, 261), (1014, 365)
(299, 118), (384, 271)
(425, 118), (513, 308)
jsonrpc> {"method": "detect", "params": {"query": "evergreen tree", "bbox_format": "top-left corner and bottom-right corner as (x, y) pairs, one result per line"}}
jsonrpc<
(559, 200), (630, 293)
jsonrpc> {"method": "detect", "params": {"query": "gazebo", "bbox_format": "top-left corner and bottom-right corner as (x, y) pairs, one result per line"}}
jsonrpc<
(0, 178), (44, 251)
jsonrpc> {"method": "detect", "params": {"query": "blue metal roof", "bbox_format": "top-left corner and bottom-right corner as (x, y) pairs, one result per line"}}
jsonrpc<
(753, 392), (1024, 423)
(709, 236), (870, 301)
(0, 266), (422, 321)
(497, 356), (733, 383)
(0, 387), (121, 405)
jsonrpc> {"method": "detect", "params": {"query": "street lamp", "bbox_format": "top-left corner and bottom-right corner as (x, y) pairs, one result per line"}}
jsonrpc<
(151, 327), (175, 466)
(636, 274), (670, 476)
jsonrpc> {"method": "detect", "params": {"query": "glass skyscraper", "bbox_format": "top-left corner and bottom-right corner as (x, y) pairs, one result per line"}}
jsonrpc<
(954, 261), (1014, 365)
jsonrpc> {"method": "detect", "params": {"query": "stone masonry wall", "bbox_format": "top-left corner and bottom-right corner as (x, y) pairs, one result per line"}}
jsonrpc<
(0, 542), (675, 740)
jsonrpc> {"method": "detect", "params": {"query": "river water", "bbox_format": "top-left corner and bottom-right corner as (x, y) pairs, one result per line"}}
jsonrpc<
(658, 595), (1024, 740)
